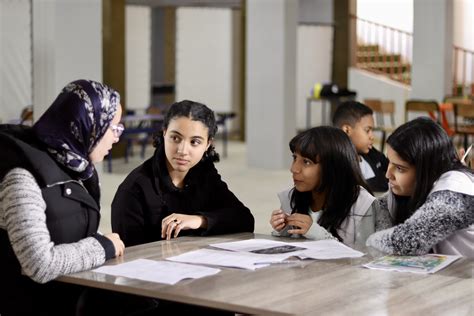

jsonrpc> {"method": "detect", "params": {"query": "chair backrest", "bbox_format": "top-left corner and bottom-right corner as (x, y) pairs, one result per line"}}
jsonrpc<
(405, 100), (439, 122)
(364, 99), (395, 128)
(454, 102), (474, 120)
(364, 99), (382, 112)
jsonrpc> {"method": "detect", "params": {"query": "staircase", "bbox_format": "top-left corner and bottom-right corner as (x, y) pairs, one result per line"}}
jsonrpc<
(356, 44), (411, 85)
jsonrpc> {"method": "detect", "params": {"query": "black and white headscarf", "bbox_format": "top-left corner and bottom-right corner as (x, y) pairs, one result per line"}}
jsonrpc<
(33, 79), (120, 180)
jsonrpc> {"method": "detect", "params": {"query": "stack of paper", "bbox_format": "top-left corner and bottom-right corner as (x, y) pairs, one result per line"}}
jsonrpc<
(167, 239), (364, 270)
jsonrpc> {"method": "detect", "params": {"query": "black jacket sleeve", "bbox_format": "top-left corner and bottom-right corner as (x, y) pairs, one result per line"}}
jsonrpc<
(196, 164), (255, 235)
(363, 148), (389, 192)
(111, 182), (149, 247)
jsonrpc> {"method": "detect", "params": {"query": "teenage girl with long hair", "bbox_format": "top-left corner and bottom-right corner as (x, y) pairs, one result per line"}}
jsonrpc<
(270, 126), (391, 246)
(366, 118), (473, 257)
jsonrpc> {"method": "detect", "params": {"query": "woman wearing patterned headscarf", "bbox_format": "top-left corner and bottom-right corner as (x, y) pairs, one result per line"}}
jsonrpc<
(0, 79), (126, 315)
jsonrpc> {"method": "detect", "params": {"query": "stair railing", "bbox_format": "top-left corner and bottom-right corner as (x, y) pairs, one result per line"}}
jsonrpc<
(452, 45), (474, 96)
(351, 14), (413, 85)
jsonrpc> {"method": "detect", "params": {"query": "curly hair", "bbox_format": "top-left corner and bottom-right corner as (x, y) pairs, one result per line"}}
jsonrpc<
(153, 100), (220, 162)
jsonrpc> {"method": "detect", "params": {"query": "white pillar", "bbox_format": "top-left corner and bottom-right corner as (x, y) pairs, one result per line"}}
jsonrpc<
(246, 0), (298, 169)
(411, 0), (453, 101)
(32, 0), (102, 118)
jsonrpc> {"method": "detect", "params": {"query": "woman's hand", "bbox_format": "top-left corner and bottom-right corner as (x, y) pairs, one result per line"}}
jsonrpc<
(286, 213), (313, 235)
(104, 233), (125, 257)
(161, 213), (207, 240)
(270, 209), (288, 232)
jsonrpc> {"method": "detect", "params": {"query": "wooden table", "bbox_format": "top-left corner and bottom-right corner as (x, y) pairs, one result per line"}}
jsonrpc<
(57, 233), (473, 315)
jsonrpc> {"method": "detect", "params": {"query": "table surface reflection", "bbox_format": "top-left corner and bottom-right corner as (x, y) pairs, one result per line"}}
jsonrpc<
(57, 233), (474, 315)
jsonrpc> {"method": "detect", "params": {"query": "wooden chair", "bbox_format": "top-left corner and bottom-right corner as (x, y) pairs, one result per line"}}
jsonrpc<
(364, 99), (395, 152)
(453, 101), (474, 149)
(405, 100), (440, 122)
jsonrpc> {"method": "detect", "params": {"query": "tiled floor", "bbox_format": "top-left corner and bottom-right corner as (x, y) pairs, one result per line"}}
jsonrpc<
(99, 140), (293, 235)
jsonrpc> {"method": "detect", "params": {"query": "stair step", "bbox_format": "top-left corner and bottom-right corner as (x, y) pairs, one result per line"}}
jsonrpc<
(356, 52), (401, 62)
(356, 43), (412, 85)
(358, 44), (380, 52)
(357, 61), (411, 73)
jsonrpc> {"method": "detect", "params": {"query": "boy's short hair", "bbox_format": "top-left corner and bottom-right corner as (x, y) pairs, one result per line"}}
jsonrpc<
(332, 101), (373, 128)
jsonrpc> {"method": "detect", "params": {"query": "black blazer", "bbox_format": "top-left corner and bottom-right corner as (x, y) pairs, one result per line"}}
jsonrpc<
(112, 147), (255, 247)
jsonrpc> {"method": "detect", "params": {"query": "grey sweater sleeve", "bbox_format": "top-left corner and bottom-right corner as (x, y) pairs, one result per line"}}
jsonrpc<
(366, 190), (474, 255)
(374, 195), (393, 231)
(0, 168), (107, 283)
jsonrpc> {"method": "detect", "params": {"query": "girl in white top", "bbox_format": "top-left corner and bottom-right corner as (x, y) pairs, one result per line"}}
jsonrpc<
(270, 126), (391, 247)
(366, 118), (474, 257)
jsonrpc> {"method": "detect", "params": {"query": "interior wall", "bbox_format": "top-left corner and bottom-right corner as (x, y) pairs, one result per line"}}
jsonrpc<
(349, 68), (411, 126)
(32, 0), (102, 119)
(296, 25), (333, 129)
(454, 0), (473, 50)
(151, 7), (176, 108)
(175, 7), (236, 115)
(0, 0), (32, 123)
(126, 5), (151, 112)
(453, 0), (473, 87)
(357, 0), (413, 32)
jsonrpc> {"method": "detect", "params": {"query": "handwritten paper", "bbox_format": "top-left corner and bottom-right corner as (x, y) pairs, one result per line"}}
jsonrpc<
(93, 259), (220, 285)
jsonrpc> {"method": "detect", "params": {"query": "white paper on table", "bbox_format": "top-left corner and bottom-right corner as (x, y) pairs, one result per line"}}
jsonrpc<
(210, 239), (307, 254)
(290, 239), (364, 259)
(93, 259), (220, 285)
(167, 248), (291, 270)
(211, 238), (363, 259)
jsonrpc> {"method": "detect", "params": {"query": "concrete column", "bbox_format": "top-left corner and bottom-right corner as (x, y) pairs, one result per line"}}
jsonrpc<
(32, 0), (103, 119)
(245, 0), (298, 169)
(411, 0), (453, 101)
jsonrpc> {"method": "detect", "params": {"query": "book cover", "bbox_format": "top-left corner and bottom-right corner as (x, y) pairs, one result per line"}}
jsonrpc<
(363, 254), (461, 274)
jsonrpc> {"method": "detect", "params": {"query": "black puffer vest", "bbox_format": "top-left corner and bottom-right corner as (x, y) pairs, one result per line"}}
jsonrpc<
(0, 125), (100, 242)
(0, 125), (100, 315)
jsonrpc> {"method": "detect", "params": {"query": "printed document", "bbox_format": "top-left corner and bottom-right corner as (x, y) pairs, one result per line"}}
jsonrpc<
(363, 254), (461, 274)
(210, 238), (364, 259)
(93, 259), (220, 285)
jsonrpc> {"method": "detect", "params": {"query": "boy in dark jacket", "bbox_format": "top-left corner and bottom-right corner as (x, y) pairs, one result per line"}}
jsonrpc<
(333, 101), (389, 192)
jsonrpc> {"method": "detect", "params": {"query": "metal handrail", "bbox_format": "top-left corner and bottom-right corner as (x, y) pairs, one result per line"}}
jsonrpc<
(452, 45), (474, 96)
(351, 14), (413, 85)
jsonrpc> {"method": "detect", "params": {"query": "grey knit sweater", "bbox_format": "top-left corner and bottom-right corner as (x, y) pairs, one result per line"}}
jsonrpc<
(366, 190), (474, 256)
(0, 168), (107, 283)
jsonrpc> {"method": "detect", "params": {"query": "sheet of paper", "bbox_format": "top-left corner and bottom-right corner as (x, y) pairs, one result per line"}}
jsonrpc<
(93, 259), (220, 285)
(167, 248), (291, 270)
(290, 239), (365, 259)
(211, 238), (364, 259)
(210, 239), (306, 254)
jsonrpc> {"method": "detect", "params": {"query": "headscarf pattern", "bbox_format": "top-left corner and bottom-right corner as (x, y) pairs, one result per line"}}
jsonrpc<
(33, 79), (120, 180)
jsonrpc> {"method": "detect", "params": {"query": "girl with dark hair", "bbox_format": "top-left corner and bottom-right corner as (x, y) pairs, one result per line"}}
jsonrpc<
(270, 126), (391, 246)
(366, 117), (474, 257)
(112, 100), (254, 247)
(0, 79), (125, 314)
